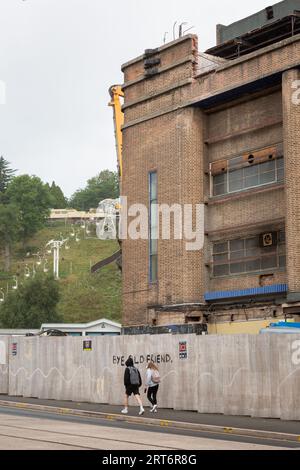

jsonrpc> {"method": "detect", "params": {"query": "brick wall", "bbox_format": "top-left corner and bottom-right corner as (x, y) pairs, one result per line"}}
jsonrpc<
(124, 35), (300, 129)
(122, 107), (206, 326)
(121, 33), (300, 327)
(283, 68), (300, 296)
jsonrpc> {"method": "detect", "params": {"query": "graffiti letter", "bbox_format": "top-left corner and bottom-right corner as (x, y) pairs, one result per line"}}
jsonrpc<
(291, 340), (300, 365)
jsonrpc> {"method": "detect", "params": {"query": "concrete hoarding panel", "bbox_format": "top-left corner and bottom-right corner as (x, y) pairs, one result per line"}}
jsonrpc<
(249, 334), (281, 418)
(22, 336), (37, 399)
(8, 337), (24, 397)
(1, 334), (300, 420)
(90, 334), (110, 404)
(198, 335), (224, 414)
(173, 335), (198, 411)
(222, 335), (252, 416)
(278, 334), (300, 421)
(0, 336), (9, 394)
(71, 337), (92, 402)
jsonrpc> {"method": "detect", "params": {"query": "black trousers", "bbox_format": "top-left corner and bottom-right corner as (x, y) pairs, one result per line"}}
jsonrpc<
(147, 385), (159, 406)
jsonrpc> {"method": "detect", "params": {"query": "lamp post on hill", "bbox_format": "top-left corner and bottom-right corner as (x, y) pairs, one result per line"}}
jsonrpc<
(12, 276), (18, 290)
(46, 238), (68, 280)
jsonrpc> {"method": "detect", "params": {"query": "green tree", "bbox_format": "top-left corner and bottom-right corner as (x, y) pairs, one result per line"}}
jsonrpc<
(0, 276), (62, 328)
(6, 175), (52, 244)
(49, 181), (67, 208)
(0, 203), (21, 271)
(69, 170), (119, 210)
(0, 156), (16, 198)
(0, 159), (19, 270)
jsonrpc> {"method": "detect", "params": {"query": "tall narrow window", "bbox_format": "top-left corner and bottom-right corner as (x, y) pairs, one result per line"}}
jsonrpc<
(149, 171), (158, 282)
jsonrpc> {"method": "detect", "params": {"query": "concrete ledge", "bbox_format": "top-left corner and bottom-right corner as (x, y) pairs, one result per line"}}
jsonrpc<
(122, 78), (193, 110)
(123, 55), (196, 90)
(287, 293), (300, 302)
(1, 399), (300, 444)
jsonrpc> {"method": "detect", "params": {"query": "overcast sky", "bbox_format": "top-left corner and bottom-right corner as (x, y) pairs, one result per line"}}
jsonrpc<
(0, 0), (276, 197)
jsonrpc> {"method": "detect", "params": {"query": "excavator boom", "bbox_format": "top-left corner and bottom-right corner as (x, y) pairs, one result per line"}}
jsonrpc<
(91, 85), (124, 274)
(109, 85), (124, 180)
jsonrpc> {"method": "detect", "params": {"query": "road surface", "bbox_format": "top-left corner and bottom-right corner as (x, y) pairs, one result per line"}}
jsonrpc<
(0, 405), (298, 450)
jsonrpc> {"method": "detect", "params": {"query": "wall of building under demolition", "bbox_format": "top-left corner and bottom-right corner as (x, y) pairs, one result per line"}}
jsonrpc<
(1, 333), (300, 420)
(121, 33), (300, 328)
(206, 89), (286, 294)
(122, 36), (206, 327)
(122, 106), (207, 326)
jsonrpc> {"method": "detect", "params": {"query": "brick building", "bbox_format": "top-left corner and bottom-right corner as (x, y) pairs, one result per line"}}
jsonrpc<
(121, 0), (300, 333)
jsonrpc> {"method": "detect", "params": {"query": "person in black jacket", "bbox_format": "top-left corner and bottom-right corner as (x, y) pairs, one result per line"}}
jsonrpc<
(121, 356), (145, 415)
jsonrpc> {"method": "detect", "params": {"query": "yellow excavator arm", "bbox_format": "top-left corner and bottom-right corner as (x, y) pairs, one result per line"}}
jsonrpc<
(91, 85), (124, 274)
(109, 85), (124, 180)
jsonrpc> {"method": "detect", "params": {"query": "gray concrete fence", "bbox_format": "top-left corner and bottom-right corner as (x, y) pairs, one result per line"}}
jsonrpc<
(0, 336), (8, 394)
(0, 334), (300, 420)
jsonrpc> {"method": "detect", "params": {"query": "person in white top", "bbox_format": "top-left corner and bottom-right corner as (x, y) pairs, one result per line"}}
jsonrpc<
(144, 361), (160, 413)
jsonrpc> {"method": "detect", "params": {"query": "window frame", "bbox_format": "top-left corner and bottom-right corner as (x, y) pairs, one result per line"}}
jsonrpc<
(212, 231), (286, 278)
(212, 156), (284, 197)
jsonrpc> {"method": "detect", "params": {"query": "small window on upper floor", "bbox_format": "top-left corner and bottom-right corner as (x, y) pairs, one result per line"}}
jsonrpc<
(266, 6), (274, 20)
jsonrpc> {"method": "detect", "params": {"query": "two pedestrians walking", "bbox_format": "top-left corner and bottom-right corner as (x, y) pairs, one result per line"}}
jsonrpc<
(121, 356), (161, 415)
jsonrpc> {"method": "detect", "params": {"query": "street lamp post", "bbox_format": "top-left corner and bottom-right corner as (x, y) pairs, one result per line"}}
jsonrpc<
(12, 276), (18, 290)
(43, 259), (49, 273)
(24, 264), (31, 278)
(33, 253), (42, 266)
(46, 239), (68, 280)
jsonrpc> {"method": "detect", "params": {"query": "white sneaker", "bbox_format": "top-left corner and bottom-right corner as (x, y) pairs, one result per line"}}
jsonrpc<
(138, 408), (145, 416)
(149, 406), (154, 413)
(152, 405), (158, 413)
(121, 408), (128, 414)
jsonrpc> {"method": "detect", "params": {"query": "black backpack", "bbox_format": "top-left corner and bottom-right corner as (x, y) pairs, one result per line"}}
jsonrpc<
(129, 366), (140, 385)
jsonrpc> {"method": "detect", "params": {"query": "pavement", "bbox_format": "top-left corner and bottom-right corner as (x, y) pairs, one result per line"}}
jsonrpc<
(0, 394), (300, 444)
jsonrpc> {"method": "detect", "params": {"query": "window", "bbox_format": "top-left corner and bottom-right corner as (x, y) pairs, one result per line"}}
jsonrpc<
(266, 6), (274, 20)
(212, 230), (286, 277)
(149, 171), (158, 282)
(212, 157), (284, 197)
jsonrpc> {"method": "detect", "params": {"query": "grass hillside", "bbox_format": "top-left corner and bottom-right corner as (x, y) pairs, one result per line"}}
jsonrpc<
(0, 221), (122, 323)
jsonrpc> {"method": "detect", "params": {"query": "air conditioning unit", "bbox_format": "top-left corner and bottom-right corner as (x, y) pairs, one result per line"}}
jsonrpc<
(259, 232), (278, 248)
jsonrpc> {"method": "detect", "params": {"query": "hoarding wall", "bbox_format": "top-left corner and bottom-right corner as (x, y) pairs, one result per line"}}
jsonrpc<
(1, 334), (300, 420)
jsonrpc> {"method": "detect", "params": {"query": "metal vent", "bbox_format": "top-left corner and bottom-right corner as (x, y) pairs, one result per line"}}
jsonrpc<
(259, 232), (278, 248)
